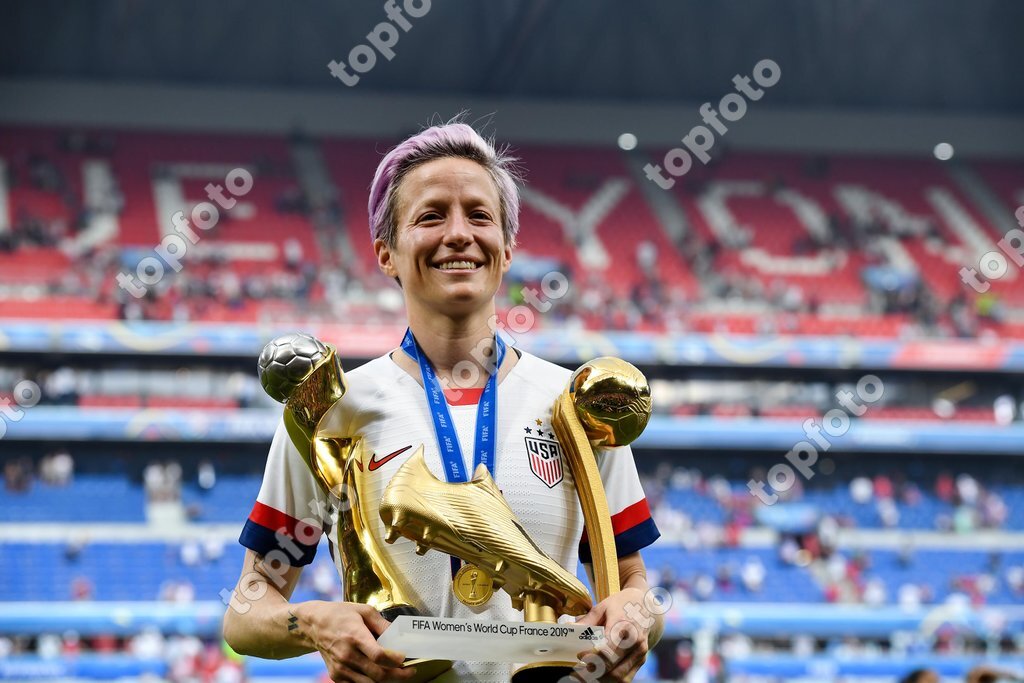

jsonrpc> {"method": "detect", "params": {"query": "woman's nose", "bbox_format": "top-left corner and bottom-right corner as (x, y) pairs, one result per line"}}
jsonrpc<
(443, 212), (473, 245)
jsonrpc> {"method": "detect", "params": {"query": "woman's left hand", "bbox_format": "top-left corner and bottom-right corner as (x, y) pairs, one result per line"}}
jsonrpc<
(570, 586), (653, 682)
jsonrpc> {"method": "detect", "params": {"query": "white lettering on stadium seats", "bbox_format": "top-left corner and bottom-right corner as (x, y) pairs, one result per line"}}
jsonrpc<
(115, 167), (254, 299)
(959, 201), (1024, 292)
(0, 380), (41, 440)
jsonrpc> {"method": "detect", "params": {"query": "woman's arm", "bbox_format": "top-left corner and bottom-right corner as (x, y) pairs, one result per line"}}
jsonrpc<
(222, 549), (311, 658)
(222, 549), (416, 682)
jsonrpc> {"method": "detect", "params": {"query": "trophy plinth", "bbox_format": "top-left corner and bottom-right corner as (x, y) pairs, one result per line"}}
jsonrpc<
(258, 333), (451, 681)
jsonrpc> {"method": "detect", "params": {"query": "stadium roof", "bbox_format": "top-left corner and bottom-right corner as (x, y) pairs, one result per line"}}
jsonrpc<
(1, 0), (1021, 114)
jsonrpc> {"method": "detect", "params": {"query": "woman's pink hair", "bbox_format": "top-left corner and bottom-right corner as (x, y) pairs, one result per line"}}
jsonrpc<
(368, 120), (521, 248)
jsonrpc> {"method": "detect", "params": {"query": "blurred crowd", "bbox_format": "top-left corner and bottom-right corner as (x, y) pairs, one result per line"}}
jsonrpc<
(642, 465), (1023, 610)
(1, 453), (1022, 679)
(0, 631), (244, 683)
(3, 365), (265, 410)
(645, 467), (1017, 541)
(3, 448), (74, 492)
(8, 452), (1018, 610)
(3, 132), (1020, 340)
(6, 362), (1022, 430)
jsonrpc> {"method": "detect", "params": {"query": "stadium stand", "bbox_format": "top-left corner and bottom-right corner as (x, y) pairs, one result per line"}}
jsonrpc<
(4, 458), (1019, 610)
(0, 474), (147, 523)
(2, 126), (1023, 339)
(3, 455), (1021, 534)
(1, 124), (1022, 680)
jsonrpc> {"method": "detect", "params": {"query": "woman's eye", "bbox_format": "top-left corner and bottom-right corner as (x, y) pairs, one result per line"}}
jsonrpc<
(418, 212), (441, 222)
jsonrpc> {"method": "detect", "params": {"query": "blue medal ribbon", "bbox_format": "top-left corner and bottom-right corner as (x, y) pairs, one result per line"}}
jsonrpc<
(401, 328), (506, 483)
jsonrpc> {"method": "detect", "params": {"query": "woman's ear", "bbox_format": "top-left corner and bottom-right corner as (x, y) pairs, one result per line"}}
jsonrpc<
(501, 242), (513, 274)
(374, 237), (398, 278)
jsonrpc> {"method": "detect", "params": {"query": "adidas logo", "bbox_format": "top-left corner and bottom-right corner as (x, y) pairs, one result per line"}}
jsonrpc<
(578, 626), (596, 640)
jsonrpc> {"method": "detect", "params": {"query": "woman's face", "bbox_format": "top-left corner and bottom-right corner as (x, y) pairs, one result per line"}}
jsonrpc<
(376, 157), (512, 318)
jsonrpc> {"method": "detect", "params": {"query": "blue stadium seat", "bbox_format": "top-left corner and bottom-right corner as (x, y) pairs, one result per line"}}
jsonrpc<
(0, 475), (146, 523)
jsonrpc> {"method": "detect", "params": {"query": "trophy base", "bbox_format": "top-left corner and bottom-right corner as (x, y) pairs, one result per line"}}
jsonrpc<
(382, 604), (423, 622)
(378, 615), (603, 667)
(403, 657), (454, 682)
(511, 660), (576, 682)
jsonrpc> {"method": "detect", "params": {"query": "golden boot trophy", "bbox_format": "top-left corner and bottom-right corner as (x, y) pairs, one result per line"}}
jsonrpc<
(379, 356), (651, 682)
(257, 333), (452, 682)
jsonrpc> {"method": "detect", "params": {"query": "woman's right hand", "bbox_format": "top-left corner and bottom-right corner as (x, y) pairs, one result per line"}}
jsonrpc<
(295, 601), (419, 683)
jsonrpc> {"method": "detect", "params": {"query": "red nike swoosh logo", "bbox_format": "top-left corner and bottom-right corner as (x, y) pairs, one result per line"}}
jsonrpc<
(367, 445), (413, 471)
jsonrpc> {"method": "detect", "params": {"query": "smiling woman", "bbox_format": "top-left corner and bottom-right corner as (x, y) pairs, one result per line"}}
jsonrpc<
(226, 120), (661, 683)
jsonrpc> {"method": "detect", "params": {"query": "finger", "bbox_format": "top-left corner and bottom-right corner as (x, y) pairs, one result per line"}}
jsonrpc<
(575, 604), (605, 628)
(607, 618), (643, 653)
(381, 665), (420, 683)
(575, 625), (618, 661)
(574, 614), (598, 628)
(359, 635), (407, 668)
(361, 606), (393, 638)
(603, 621), (649, 683)
(345, 649), (408, 682)
(328, 664), (373, 683)
(587, 639), (640, 681)
(371, 657), (419, 681)
(564, 670), (588, 683)
(355, 659), (418, 682)
(352, 630), (409, 675)
(572, 650), (610, 682)
(606, 645), (648, 683)
(593, 643), (620, 668)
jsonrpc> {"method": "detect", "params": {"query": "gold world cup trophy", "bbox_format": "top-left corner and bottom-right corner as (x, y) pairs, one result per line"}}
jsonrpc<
(379, 357), (652, 682)
(257, 333), (452, 683)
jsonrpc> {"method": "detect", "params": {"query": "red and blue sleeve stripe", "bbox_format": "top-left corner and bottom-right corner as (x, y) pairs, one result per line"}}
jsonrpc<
(238, 501), (322, 566)
(578, 498), (660, 564)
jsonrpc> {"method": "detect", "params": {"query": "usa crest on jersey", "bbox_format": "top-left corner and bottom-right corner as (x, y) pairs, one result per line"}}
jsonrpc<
(525, 435), (564, 487)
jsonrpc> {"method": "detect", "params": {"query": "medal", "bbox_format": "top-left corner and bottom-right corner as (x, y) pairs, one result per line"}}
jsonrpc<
(453, 563), (494, 606)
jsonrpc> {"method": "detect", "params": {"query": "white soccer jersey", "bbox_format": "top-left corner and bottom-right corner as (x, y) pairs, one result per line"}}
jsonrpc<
(240, 349), (660, 683)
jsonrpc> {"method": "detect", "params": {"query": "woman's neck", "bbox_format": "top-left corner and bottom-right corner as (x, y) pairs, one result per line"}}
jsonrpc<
(406, 306), (499, 387)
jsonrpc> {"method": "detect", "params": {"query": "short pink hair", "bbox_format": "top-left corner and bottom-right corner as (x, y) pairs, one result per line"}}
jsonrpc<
(368, 121), (521, 248)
